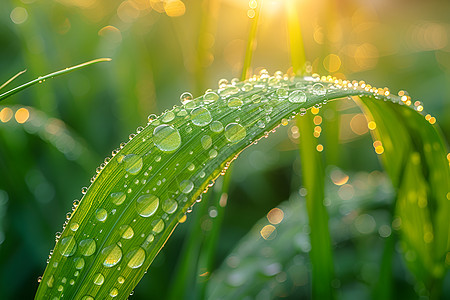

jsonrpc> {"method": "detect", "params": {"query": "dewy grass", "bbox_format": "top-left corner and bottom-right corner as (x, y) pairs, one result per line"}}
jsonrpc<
(35, 72), (449, 299)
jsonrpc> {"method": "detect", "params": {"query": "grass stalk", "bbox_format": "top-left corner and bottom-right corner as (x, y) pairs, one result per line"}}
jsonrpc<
(240, 0), (263, 81)
(286, 1), (335, 298)
(0, 58), (111, 102)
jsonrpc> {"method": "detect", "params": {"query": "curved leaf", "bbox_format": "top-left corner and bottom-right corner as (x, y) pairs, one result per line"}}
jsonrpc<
(35, 74), (446, 299)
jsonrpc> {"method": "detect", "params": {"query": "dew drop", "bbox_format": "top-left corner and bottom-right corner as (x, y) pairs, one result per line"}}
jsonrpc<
(74, 257), (85, 269)
(93, 273), (104, 285)
(102, 244), (122, 267)
(121, 154), (143, 175)
(209, 149), (218, 158)
(59, 236), (77, 257)
(126, 247), (146, 269)
(179, 180), (194, 194)
(312, 83), (326, 96)
(147, 114), (157, 123)
(81, 296), (94, 300)
(152, 219), (165, 234)
(257, 120), (266, 128)
(136, 194), (159, 217)
(191, 107), (212, 126)
(180, 92), (193, 104)
(119, 225), (134, 239)
(118, 276), (125, 284)
(111, 192), (126, 205)
(110, 288), (119, 297)
(276, 88), (288, 99)
(289, 90), (307, 103)
(153, 125), (182, 152)
(161, 111), (175, 123)
(219, 85), (239, 97)
(79, 239), (96, 256)
(227, 97), (243, 109)
(162, 198), (178, 214)
(242, 82), (253, 91)
(210, 121), (223, 133)
(204, 91), (219, 102)
(187, 163), (195, 171)
(224, 123), (246, 143)
(141, 233), (155, 249)
(47, 275), (54, 288)
(81, 187), (88, 195)
(201, 135), (212, 150)
(95, 208), (108, 222)
(70, 222), (79, 232)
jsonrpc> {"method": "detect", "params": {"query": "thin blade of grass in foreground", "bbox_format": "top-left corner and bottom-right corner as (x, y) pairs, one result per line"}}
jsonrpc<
(0, 58), (111, 102)
(35, 73), (445, 299)
(0, 69), (27, 91)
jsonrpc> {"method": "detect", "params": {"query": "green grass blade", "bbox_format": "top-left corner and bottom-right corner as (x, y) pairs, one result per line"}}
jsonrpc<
(240, 0), (263, 81)
(286, 0), (335, 298)
(35, 74), (445, 299)
(356, 96), (450, 298)
(206, 171), (394, 298)
(0, 69), (27, 91)
(0, 58), (111, 102)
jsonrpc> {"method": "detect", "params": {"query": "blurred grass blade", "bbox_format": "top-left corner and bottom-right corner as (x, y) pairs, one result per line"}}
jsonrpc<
(0, 58), (111, 102)
(286, 0), (335, 298)
(0, 69), (27, 91)
(206, 171), (394, 298)
(0, 105), (98, 171)
(35, 74), (446, 299)
(240, 0), (263, 81)
(356, 96), (450, 299)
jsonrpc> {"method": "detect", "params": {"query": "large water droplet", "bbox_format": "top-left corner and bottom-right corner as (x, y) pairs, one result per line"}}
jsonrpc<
(179, 180), (194, 194)
(210, 121), (223, 133)
(276, 88), (288, 99)
(204, 91), (219, 102)
(95, 208), (108, 222)
(79, 239), (96, 256)
(136, 194), (159, 217)
(289, 90), (307, 103)
(111, 192), (126, 205)
(153, 125), (181, 152)
(153, 219), (165, 234)
(161, 111), (175, 123)
(102, 244), (122, 267)
(126, 247), (146, 269)
(242, 82), (253, 91)
(312, 83), (326, 96)
(81, 296), (94, 300)
(219, 86), (239, 97)
(74, 257), (85, 269)
(224, 123), (246, 143)
(162, 198), (178, 214)
(119, 225), (134, 239)
(180, 92), (193, 104)
(201, 135), (212, 150)
(121, 154), (143, 175)
(227, 97), (243, 109)
(191, 107), (212, 126)
(118, 276), (125, 284)
(60, 236), (77, 257)
(93, 273), (104, 285)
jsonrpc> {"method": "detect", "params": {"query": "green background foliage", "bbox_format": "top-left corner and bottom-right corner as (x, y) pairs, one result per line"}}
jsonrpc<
(0, 0), (449, 299)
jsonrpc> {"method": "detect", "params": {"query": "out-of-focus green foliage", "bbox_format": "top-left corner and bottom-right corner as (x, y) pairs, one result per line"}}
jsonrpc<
(0, 0), (449, 299)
